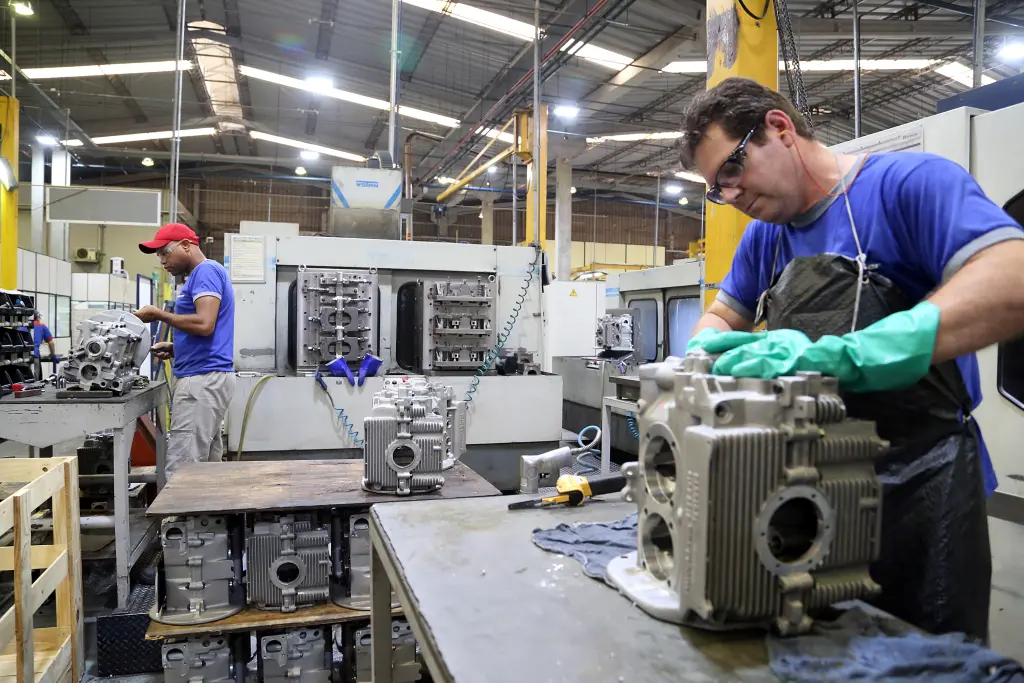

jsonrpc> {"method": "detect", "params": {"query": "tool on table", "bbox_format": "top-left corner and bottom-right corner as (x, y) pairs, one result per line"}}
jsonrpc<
(508, 472), (626, 510)
(12, 380), (46, 398)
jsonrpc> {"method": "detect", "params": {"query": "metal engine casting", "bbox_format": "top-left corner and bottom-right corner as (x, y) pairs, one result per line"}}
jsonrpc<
(422, 276), (495, 371)
(595, 310), (636, 353)
(258, 628), (330, 683)
(330, 511), (397, 610)
(352, 620), (421, 683)
(60, 309), (150, 394)
(362, 377), (466, 495)
(152, 515), (244, 625)
(247, 514), (331, 612)
(295, 269), (378, 370)
(162, 636), (244, 683)
(607, 353), (886, 636)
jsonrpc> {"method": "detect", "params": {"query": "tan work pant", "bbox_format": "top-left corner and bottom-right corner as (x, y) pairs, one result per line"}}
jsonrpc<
(166, 371), (236, 478)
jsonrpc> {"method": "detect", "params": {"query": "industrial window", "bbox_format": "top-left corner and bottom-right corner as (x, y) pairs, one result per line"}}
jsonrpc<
(998, 189), (1024, 411)
(628, 298), (658, 362)
(666, 297), (702, 358)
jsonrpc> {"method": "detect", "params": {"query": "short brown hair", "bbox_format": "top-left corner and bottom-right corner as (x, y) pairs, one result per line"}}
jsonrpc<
(680, 78), (813, 168)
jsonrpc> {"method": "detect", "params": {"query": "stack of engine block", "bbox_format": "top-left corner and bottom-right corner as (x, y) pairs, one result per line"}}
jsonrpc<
(295, 269), (379, 370)
(607, 352), (887, 636)
(362, 377), (467, 496)
(422, 276), (495, 371)
(151, 509), (422, 682)
(59, 309), (150, 395)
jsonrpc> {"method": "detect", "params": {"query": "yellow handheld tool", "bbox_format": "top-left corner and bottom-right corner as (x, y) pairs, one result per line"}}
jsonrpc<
(508, 472), (626, 510)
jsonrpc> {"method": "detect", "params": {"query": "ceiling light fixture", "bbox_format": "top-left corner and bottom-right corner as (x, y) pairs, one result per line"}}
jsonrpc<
(487, 164), (498, 173)
(562, 40), (633, 69)
(554, 104), (579, 119)
(249, 131), (366, 162)
(675, 170), (706, 184)
(141, 157), (155, 167)
(999, 42), (1024, 61)
(300, 150), (320, 161)
(401, 0), (537, 41)
(295, 166), (307, 176)
(664, 184), (682, 195)
(306, 75), (334, 89)
(62, 127), (216, 146)
(10, 2), (33, 16)
(35, 134), (57, 146)
(476, 127), (515, 144)
(586, 131), (683, 144)
(239, 65), (460, 127)
(933, 61), (995, 87)
(436, 176), (457, 185)
(13, 60), (191, 80)
(678, 197), (689, 206)
(570, 186), (577, 194)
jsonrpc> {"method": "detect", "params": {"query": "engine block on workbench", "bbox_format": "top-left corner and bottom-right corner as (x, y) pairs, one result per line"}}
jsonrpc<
(60, 309), (150, 394)
(607, 352), (887, 636)
(246, 513), (331, 612)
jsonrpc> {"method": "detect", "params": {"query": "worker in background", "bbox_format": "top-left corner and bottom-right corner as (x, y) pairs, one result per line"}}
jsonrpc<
(133, 223), (235, 478)
(25, 311), (55, 379)
(682, 77), (1024, 642)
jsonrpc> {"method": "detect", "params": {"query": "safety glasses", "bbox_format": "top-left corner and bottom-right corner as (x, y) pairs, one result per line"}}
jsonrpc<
(157, 240), (184, 259)
(705, 124), (759, 205)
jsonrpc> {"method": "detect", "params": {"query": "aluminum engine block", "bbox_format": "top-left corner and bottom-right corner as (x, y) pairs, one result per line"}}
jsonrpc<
(60, 310), (150, 394)
(353, 621), (421, 683)
(258, 628), (330, 683)
(607, 353), (886, 636)
(246, 514), (331, 612)
(330, 511), (397, 609)
(362, 377), (466, 495)
(163, 636), (243, 683)
(152, 515), (244, 625)
(595, 311), (636, 353)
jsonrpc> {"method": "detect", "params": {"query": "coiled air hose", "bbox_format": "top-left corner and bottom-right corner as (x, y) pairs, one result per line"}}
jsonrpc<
(626, 411), (640, 440)
(463, 246), (541, 405)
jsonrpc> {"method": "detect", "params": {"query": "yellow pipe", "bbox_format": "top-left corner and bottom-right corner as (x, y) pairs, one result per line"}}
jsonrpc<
(0, 97), (19, 290)
(435, 146), (517, 203)
(702, 1), (778, 310)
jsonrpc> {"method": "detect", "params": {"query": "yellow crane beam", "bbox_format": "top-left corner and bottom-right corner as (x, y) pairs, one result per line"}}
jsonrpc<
(0, 97), (18, 290)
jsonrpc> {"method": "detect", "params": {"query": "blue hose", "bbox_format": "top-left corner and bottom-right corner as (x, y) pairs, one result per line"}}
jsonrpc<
(464, 247), (540, 405)
(577, 425), (600, 450)
(626, 412), (640, 440)
(336, 407), (364, 448)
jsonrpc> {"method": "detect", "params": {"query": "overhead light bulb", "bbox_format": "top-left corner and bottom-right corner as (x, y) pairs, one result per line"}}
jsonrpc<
(675, 170), (706, 184)
(141, 157), (155, 167)
(11, 2), (33, 16)
(664, 184), (682, 195)
(306, 75), (334, 89)
(999, 42), (1024, 61)
(570, 186), (577, 194)
(295, 166), (307, 176)
(554, 104), (579, 119)
(300, 150), (320, 161)
(678, 197), (689, 206)
(488, 164), (498, 174)
(35, 134), (57, 146)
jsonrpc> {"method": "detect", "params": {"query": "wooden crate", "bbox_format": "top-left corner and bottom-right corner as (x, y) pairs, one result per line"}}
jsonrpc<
(0, 458), (82, 683)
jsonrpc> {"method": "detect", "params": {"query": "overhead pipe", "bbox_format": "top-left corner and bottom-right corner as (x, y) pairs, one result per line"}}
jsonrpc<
(404, 130), (445, 200)
(974, 0), (987, 88)
(169, 0), (188, 224)
(853, 0), (862, 137)
(388, 0), (401, 160)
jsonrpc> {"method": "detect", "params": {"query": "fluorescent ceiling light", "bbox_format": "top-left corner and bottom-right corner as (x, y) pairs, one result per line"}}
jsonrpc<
(436, 176), (457, 184)
(554, 104), (579, 119)
(934, 61), (995, 87)
(678, 197), (689, 206)
(999, 42), (1024, 61)
(401, 0), (537, 41)
(35, 134), (57, 146)
(189, 21), (245, 131)
(306, 75), (334, 89)
(586, 131), (683, 144)
(62, 127), (216, 146)
(295, 166), (307, 176)
(570, 186), (577, 194)
(661, 60), (706, 74)
(141, 157), (155, 167)
(11, 2), (33, 16)
(487, 164), (498, 173)
(663, 184), (682, 195)
(675, 170), (706, 184)
(249, 131), (366, 162)
(476, 126), (515, 144)
(240, 65), (460, 128)
(300, 150), (320, 160)
(14, 60), (190, 80)
(562, 39), (633, 70)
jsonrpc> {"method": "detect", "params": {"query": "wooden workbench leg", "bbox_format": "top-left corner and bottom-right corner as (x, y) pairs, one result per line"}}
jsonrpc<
(601, 400), (612, 475)
(370, 538), (394, 683)
(112, 423), (137, 609)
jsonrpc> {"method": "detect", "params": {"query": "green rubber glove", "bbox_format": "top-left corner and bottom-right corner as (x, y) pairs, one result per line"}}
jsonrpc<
(686, 327), (762, 355)
(712, 301), (941, 393)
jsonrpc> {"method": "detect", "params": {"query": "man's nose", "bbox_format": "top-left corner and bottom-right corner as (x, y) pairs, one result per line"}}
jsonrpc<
(720, 186), (743, 205)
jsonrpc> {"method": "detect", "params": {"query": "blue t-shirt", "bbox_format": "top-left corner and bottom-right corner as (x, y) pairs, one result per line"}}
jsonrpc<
(32, 323), (52, 357)
(718, 152), (1024, 496)
(173, 260), (235, 377)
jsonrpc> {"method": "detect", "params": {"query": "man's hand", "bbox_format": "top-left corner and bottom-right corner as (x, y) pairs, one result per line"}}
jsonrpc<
(151, 342), (174, 360)
(134, 305), (165, 324)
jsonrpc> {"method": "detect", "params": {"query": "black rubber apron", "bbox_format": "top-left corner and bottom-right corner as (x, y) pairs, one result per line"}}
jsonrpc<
(754, 237), (991, 641)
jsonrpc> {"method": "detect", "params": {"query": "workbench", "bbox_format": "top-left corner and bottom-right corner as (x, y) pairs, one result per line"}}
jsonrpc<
(368, 496), (780, 683)
(0, 381), (168, 609)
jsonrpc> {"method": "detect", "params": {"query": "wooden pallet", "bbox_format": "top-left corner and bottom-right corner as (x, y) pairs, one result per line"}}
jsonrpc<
(0, 458), (82, 683)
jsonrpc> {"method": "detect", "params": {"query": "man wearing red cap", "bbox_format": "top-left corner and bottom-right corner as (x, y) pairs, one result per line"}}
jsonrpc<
(134, 223), (235, 478)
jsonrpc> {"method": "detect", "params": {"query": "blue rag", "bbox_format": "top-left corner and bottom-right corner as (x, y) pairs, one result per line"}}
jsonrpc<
(532, 515), (1024, 683)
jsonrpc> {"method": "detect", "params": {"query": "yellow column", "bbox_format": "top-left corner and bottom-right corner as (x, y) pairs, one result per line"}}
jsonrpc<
(0, 97), (18, 290)
(703, 0), (777, 310)
(516, 104), (547, 246)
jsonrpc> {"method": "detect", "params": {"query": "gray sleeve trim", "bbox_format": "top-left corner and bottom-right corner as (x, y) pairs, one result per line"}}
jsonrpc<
(716, 290), (754, 322)
(192, 291), (222, 302)
(942, 227), (1024, 283)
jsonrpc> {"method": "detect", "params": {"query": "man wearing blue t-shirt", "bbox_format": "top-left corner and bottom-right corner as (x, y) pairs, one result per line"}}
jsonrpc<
(134, 223), (235, 478)
(681, 78), (1024, 641)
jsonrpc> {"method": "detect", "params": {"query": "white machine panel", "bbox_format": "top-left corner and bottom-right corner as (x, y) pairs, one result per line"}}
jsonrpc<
(542, 281), (606, 372)
(330, 167), (403, 210)
(226, 374), (563, 451)
(275, 236), (499, 273)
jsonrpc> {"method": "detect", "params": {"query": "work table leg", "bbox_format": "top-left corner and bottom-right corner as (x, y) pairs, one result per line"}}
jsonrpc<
(113, 422), (137, 609)
(601, 400), (612, 475)
(370, 537), (395, 683)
